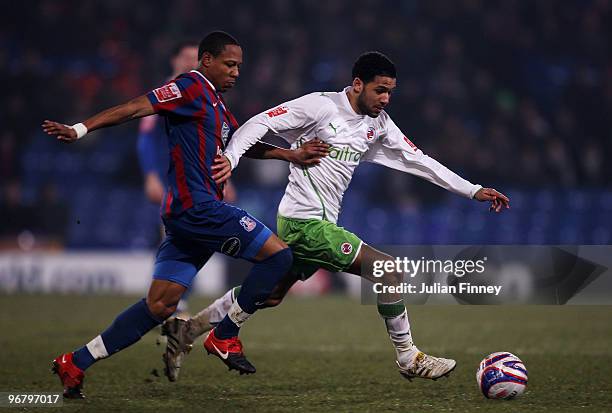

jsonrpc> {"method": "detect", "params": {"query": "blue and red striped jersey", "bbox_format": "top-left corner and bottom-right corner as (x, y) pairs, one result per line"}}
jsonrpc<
(146, 70), (239, 217)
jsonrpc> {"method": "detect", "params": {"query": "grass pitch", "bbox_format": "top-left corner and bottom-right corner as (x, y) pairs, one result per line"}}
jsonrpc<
(0, 295), (611, 412)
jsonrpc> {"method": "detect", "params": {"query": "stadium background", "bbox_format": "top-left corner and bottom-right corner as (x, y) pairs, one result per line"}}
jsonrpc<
(3, 0), (611, 251)
(0, 2), (611, 411)
(2, 0), (610, 295)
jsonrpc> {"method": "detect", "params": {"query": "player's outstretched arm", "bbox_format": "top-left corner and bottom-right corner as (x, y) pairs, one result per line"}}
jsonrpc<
(245, 139), (329, 165)
(473, 187), (510, 213)
(42, 95), (155, 143)
(224, 94), (332, 169)
(212, 139), (329, 185)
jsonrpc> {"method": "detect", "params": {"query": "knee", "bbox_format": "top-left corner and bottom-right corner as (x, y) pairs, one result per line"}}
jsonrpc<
(146, 298), (178, 320)
(270, 247), (293, 270)
(263, 295), (284, 308)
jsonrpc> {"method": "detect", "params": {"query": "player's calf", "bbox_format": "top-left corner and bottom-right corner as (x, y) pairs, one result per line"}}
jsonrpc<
(52, 297), (164, 398)
(205, 247), (292, 374)
(162, 283), (291, 381)
(188, 286), (241, 337)
(214, 247), (292, 339)
(146, 280), (186, 320)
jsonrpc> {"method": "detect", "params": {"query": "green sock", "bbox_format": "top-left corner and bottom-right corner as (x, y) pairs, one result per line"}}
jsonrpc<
(377, 300), (405, 318)
(231, 286), (241, 301)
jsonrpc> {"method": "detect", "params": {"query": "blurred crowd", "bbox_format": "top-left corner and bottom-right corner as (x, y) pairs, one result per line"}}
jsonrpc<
(1, 0), (611, 246)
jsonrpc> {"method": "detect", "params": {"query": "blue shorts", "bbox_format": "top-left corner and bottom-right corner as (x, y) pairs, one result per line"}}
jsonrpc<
(153, 199), (273, 288)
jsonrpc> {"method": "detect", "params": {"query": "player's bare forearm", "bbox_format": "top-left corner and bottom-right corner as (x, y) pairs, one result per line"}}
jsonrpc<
(214, 138), (329, 184)
(82, 95), (154, 132)
(261, 146), (301, 162)
(212, 144), (300, 186)
(42, 95), (155, 143)
(244, 142), (291, 160)
(244, 139), (329, 166)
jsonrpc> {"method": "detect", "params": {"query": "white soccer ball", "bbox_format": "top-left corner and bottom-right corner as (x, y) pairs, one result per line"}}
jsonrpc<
(476, 352), (528, 399)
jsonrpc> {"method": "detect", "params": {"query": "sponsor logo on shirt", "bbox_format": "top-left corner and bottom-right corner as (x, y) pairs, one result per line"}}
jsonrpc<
(221, 237), (241, 257)
(266, 106), (289, 117)
(239, 216), (257, 232)
(328, 145), (364, 163)
(403, 135), (417, 150)
(153, 82), (182, 102)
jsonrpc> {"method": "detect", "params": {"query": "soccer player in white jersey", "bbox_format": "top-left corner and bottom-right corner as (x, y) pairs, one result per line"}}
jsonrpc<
(163, 51), (510, 381)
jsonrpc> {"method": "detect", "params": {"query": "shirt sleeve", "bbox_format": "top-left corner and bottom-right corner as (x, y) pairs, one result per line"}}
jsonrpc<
(146, 75), (201, 117)
(364, 115), (482, 199)
(224, 94), (334, 169)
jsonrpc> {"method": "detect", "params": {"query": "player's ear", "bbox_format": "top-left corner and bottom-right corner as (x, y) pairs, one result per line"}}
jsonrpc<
(201, 51), (214, 68)
(352, 78), (363, 93)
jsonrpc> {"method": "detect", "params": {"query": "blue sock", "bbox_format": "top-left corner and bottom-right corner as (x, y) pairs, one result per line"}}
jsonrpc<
(215, 248), (292, 339)
(72, 298), (162, 371)
(72, 345), (96, 371)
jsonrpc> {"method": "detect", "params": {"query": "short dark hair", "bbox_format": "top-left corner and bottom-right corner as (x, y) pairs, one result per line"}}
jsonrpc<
(170, 40), (198, 59)
(352, 52), (396, 84)
(198, 31), (240, 60)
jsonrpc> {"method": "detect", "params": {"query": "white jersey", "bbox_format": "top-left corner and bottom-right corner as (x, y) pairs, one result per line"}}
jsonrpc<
(224, 88), (482, 223)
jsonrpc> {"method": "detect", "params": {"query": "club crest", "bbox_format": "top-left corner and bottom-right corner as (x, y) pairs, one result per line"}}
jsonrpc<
(239, 216), (257, 232)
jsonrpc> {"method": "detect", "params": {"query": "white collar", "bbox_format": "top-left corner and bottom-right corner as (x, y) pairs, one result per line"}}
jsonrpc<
(341, 86), (364, 118)
(191, 70), (216, 92)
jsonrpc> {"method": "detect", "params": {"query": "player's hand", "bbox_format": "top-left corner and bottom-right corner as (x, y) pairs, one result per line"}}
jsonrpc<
(474, 188), (510, 213)
(212, 155), (232, 185)
(42, 120), (78, 143)
(291, 138), (330, 166)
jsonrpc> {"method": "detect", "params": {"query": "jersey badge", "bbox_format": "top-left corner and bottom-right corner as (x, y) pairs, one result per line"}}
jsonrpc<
(366, 127), (376, 141)
(266, 106), (288, 117)
(221, 122), (230, 146)
(153, 82), (182, 102)
(340, 242), (353, 255)
(239, 216), (257, 232)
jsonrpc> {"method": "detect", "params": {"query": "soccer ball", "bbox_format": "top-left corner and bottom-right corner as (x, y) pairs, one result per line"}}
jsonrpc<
(476, 352), (528, 399)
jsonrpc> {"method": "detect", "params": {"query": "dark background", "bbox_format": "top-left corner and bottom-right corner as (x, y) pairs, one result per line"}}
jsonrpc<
(1, 0), (610, 250)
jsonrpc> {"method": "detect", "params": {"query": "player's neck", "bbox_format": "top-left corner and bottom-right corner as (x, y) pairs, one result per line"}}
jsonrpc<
(346, 88), (365, 116)
(192, 68), (218, 92)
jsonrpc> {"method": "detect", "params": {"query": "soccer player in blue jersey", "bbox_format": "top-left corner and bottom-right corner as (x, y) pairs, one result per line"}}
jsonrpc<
(42, 31), (329, 398)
